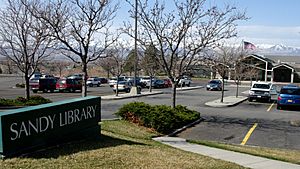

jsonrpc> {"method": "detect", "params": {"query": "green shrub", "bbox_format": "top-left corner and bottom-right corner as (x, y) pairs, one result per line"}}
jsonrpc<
(15, 83), (25, 88)
(16, 96), (27, 103)
(116, 102), (153, 124)
(0, 96), (51, 107)
(115, 102), (200, 134)
(0, 98), (15, 106)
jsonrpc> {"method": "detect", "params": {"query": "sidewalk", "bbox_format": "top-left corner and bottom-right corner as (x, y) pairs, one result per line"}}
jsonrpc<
(101, 86), (203, 100)
(205, 96), (248, 107)
(153, 137), (300, 169)
(101, 91), (163, 100)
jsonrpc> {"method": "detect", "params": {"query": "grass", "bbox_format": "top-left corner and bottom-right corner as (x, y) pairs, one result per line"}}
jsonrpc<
(1, 120), (246, 169)
(189, 139), (300, 165)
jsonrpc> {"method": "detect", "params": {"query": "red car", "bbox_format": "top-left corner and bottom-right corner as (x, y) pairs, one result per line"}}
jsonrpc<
(56, 78), (82, 92)
(163, 78), (172, 88)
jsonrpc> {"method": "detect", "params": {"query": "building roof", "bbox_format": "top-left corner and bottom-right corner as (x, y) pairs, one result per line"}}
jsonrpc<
(264, 55), (300, 64)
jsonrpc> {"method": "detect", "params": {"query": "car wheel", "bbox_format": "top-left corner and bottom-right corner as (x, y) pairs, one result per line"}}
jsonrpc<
(187, 83), (190, 87)
(277, 104), (282, 110)
(97, 83), (100, 87)
(32, 90), (37, 93)
(69, 88), (74, 93)
(182, 83), (185, 87)
(248, 98), (253, 102)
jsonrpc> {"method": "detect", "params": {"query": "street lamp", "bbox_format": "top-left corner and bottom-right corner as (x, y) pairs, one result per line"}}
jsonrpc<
(130, 0), (140, 94)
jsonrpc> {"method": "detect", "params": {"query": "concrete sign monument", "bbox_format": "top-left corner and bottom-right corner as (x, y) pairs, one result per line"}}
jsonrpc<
(0, 96), (101, 157)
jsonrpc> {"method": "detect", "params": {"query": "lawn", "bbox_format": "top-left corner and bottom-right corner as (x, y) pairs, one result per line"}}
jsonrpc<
(1, 120), (246, 169)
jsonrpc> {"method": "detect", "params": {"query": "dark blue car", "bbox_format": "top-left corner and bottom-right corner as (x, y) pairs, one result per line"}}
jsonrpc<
(277, 85), (300, 110)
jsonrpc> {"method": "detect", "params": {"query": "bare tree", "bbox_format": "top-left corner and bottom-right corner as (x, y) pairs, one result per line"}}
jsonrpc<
(29, 0), (119, 97)
(1, 56), (16, 74)
(141, 43), (160, 92)
(0, 0), (54, 99)
(205, 46), (234, 103)
(123, 0), (247, 108)
(106, 41), (130, 96)
(218, 45), (250, 98)
(96, 58), (113, 79)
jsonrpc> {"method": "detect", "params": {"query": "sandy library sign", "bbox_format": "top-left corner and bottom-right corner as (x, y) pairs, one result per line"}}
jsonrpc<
(0, 96), (101, 157)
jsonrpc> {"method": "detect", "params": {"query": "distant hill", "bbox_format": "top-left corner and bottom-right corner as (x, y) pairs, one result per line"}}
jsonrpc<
(256, 44), (300, 56)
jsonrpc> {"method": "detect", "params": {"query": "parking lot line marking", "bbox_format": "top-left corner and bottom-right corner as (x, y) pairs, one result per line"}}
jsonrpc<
(267, 102), (275, 112)
(240, 123), (258, 146)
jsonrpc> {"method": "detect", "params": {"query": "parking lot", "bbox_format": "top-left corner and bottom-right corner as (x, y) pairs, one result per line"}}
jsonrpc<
(1, 76), (300, 150)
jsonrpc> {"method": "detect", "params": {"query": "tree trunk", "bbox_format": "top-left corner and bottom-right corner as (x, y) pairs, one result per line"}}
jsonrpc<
(82, 63), (88, 97)
(221, 78), (225, 103)
(149, 75), (153, 92)
(172, 83), (177, 108)
(236, 82), (239, 98)
(24, 72), (30, 99)
(115, 75), (119, 96)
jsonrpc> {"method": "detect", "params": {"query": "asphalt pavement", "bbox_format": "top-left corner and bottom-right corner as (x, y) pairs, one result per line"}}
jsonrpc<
(100, 87), (300, 169)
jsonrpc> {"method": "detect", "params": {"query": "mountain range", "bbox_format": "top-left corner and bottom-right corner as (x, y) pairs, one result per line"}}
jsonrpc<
(256, 44), (300, 56)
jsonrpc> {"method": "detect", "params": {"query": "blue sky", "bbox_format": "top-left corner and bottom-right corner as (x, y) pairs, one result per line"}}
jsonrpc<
(1, 0), (300, 47)
(213, 0), (300, 47)
(115, 0), (300, 47)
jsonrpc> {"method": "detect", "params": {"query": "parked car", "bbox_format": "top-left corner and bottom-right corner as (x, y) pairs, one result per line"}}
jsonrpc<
(67, 73), (84, 79)
(206, 79), (222, 91)
(87, 77), (101, 87)
(56, 78), (82, 92)
(163, 78), (172, 88)
(30, 72), (42, 80)
(30, 77), (57, 93)
(99, 77), (108, 84)
(178, 75), (192, 87)
(127, 78), (146, 88)
(112, 81), (131, 93)
(140, 76), (156, 87)
(146, 79), (166, 88)
(109, 76), (126, 87)
(248, 82), (278, 102)
(277, 85), (300, 110)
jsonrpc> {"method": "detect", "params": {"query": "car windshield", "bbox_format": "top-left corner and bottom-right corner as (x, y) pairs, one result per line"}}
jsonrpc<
(280, 88), (300, 95)
(253, 84), (270, 89)
(209, 80), (220, 84)
(118, 81), (127, 84)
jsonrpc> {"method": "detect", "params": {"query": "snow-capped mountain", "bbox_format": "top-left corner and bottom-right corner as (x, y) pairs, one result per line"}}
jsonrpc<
(257, 44), (300, 56)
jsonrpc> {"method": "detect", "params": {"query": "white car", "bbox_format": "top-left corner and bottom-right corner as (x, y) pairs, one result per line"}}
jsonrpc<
(112, 81), (131, 93)
(140, 76), (156, 85)
(109, 76), (126, 87)
(248, 82), (278, 102)
(178, 76), (192, 87)
(87, 77), (101, 87)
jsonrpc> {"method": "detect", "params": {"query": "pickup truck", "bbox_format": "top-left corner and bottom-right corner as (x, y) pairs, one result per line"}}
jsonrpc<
(248, 82), (279, 102)
(177, 76), (192, 87)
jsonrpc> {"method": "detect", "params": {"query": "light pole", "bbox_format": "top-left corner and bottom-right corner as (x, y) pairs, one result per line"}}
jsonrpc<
(134, 0), (137, 88)
(130, 0), (140, 94)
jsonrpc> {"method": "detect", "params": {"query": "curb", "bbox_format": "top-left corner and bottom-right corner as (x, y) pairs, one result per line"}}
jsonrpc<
(167, 118), (204, 137)
(176, 86), (203, 91)
(205, 97), (248, 108)
(101, 91), (164, 100)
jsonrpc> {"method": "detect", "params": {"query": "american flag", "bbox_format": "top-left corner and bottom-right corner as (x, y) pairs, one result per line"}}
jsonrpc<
(244, 41), (256, 50)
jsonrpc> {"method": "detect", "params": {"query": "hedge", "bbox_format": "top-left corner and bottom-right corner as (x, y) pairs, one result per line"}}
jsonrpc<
(0, 95), (51, 106)
(115, 102), (200, 134)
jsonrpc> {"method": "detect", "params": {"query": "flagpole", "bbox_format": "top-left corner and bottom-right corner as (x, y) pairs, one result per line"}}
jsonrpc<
(242, 39), (244, 51)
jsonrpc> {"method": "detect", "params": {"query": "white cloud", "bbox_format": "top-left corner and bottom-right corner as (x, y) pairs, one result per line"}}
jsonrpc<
(234, 25), (300, 47)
